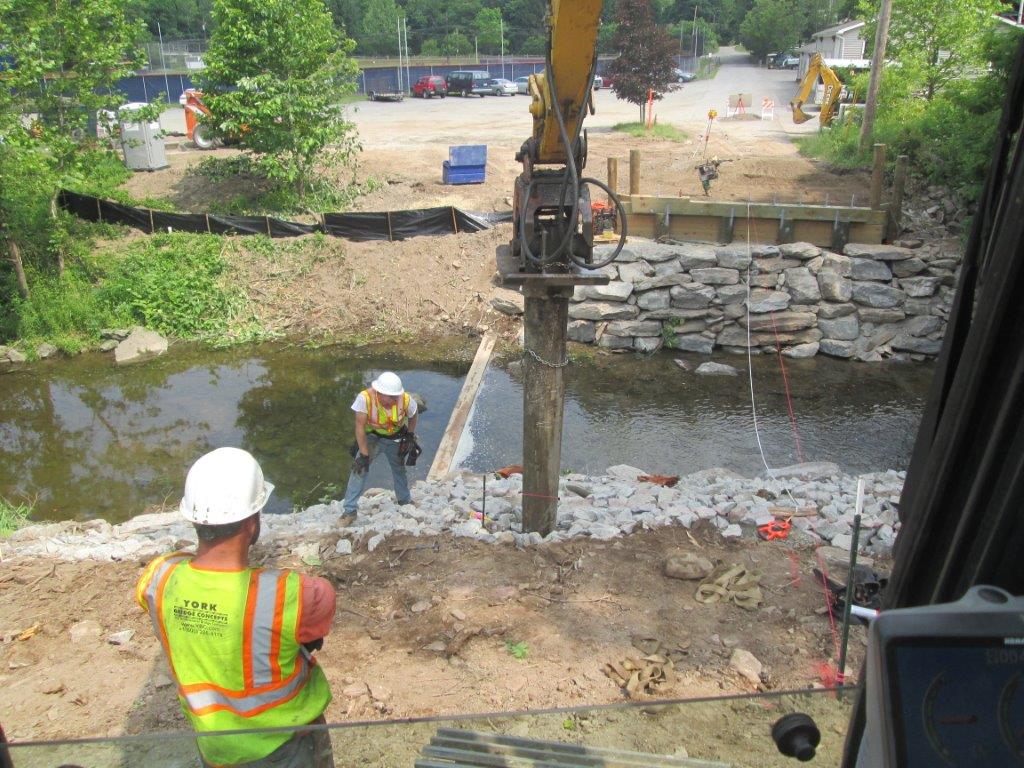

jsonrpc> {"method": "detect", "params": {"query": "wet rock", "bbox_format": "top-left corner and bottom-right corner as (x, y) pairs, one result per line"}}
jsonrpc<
(690, 268), (739, 286)
(783, 267), (821, 304)
(730, 649), (763, 686)
(819, 339), (855, 358)
(114, 327), (168, 364)
(36, 343), (58, 360)
(99, 339), (119, 352)
(669, 334), (714, 354)
(634, 336), (663, 353)
(696, 362), (738, 376)
(783, 342), (819, 359)
(7, 348), (27, 364)
(568, 302), (639, 321)
(818, 314), (859, 341)
(663, 552), (714, 580)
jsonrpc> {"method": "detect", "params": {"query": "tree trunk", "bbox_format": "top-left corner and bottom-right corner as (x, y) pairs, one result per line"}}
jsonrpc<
(4, 235), (31, 299)
(49, 192), (65, 275)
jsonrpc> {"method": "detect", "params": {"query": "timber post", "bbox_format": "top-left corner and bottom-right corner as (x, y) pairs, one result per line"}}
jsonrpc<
(888, 154), (909, 242)
(870, 143), (887, 210)
(629, 149), (641, 195)
(607, 157), (618, 206)
(521, 284), (572, 535)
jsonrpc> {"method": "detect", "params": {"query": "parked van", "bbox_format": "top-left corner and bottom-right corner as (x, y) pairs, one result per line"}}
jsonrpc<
(447, 71), (491, 97)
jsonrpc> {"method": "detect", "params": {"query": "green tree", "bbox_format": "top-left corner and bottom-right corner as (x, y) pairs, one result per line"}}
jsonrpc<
(0, 0), (142, 302)
(359, 0), (400, 56)
(199, 0), (360, 195)
(475, 8), (506, 55)
(607, 0), (679, 121)
(133, 0), (212, 39)
(442, 31), (472, 56)
(421, 38), (442, 56)
(738, 0), (799, 60)
(861, 0), (1004, 100)
(323, 0), (362, 38)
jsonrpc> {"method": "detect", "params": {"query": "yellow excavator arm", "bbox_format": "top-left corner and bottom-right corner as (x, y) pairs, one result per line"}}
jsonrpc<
(524, 0), (603, 166)
(791, 53), (843, 127)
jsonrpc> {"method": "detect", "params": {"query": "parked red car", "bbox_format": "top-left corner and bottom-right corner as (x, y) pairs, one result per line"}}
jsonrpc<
(412, 75), (448, 98)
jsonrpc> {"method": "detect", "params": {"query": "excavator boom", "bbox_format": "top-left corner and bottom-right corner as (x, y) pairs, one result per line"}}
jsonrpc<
(791, 53), (843, 127)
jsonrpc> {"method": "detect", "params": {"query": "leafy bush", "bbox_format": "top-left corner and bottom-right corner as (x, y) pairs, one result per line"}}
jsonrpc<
(0, 496), (33, 537)
(98, 234), (248, 339)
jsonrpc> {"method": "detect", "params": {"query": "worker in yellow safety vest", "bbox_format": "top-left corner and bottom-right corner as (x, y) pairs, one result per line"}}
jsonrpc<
(342, 371), (420, 516)
(135, 447), (336, 767)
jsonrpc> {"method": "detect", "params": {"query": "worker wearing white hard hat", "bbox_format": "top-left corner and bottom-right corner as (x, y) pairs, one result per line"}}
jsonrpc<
(135, 448), (337, 767)
(342, 371), (420, 516)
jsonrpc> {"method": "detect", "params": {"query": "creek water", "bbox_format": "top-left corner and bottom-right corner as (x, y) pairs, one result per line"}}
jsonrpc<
(0, 342), (935, 524)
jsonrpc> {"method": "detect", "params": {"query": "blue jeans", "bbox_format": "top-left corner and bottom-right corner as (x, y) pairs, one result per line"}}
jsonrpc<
(343, 434), (411, 513)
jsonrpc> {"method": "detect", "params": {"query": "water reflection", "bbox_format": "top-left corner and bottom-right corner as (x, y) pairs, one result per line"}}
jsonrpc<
(0, 344), (470, 522)
(463, 351), (934, 477)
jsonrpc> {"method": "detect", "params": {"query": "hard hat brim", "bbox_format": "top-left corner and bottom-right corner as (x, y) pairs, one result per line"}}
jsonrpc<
(180, 481), (275, 525)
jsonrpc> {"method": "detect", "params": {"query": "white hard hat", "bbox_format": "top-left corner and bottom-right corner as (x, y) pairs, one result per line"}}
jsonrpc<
(371, 371), (404, 397)
(180, 447), (274, 525)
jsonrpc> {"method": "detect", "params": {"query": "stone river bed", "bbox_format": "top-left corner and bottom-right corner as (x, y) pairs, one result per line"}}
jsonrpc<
(0, 340), (935, 524)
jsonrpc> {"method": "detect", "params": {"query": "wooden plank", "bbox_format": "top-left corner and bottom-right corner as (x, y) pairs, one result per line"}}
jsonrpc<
(624, 195), (887, 225)
(629, 149), (641, 195)
(426, 332), (497, 483)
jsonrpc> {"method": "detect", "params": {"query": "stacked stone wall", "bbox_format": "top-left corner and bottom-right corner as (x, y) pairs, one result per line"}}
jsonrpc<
(564, 240), (958, 361)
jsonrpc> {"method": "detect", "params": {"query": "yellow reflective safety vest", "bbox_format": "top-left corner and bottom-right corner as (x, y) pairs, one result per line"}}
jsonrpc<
(361, 389), (410, 437)
(136, 553), (331, 766)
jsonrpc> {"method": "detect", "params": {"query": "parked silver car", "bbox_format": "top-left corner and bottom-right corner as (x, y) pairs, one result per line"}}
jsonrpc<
(515, 75), (531, 95)
(488, 78), (518, 96)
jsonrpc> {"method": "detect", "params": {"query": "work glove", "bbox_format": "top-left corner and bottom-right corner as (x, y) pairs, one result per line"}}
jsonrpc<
(353, 453), (370, 476)
(302, 638), (324, 653)
(404, 435), (423, 467)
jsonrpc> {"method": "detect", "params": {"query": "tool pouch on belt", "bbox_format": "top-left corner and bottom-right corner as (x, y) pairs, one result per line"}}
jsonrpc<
(348, 440), (359, 458)
(397, 432), (422, 466)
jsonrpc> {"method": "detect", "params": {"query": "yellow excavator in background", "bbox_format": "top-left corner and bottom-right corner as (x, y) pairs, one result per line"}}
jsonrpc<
(791, 53), (845, 127)
(510, 0), (626, 272)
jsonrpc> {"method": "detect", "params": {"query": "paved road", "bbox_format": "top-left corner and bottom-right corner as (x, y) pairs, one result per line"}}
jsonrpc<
(156, 47), (814, 147)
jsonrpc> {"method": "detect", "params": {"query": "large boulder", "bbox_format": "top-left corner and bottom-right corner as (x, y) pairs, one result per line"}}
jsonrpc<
(817, 270), (852, 302)
(605, 320), (662, 337)
(850, 258), (893, 281)
(670, 284), (717, 309)
(636, 289), (671, 311)
(715, 245), (752, 270)
(821, 253), (853, 277)
(779, 242), (821, 260)
(696, 362), (739, 376)
(818, 314), (859, 341)
(844, 243), (916, 261)
(742, 311), (817, 332)
(567, 320), (596, 343)
(578, 282), (634, 302)
(819, 339), (855, 358)
(691, 267), (740, 286)
(899, 276), (941, 298)
(852, 282), (905, 309)
(617, 261), (655, 283)
(569, 302), (639, 321)
(746, 290), (790, 314)
(783, 267), (821, 304)
(892, 257), (927, 278)
(114, 327), (168, 364)
(668, 334), (714, 354)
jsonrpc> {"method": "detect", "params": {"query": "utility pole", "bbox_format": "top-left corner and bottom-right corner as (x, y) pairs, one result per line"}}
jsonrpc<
(692, 6), (699, 60)
(860, 0), (893, 154)
(403, 17), (411, 92)
(500, 14), (505, 78)
(396, 18), (403, 92)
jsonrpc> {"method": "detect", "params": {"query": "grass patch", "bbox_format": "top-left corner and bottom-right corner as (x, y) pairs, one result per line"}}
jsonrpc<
(0, 496), (32, 537)
(795, 120), (868, 170)
(505, 640), (530, 660)
(612, 122), (687, 142)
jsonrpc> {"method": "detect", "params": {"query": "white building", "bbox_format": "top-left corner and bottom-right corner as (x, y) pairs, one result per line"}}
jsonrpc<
(798, 20), (870, 79)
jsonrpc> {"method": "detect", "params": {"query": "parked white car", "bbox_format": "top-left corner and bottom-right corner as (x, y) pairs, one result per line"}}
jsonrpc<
(515, 75), (531, 95)
(593, 75), (603, 89)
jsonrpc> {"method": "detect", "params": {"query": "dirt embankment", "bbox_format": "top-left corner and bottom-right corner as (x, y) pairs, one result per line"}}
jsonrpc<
(0, 524), (869, 756)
